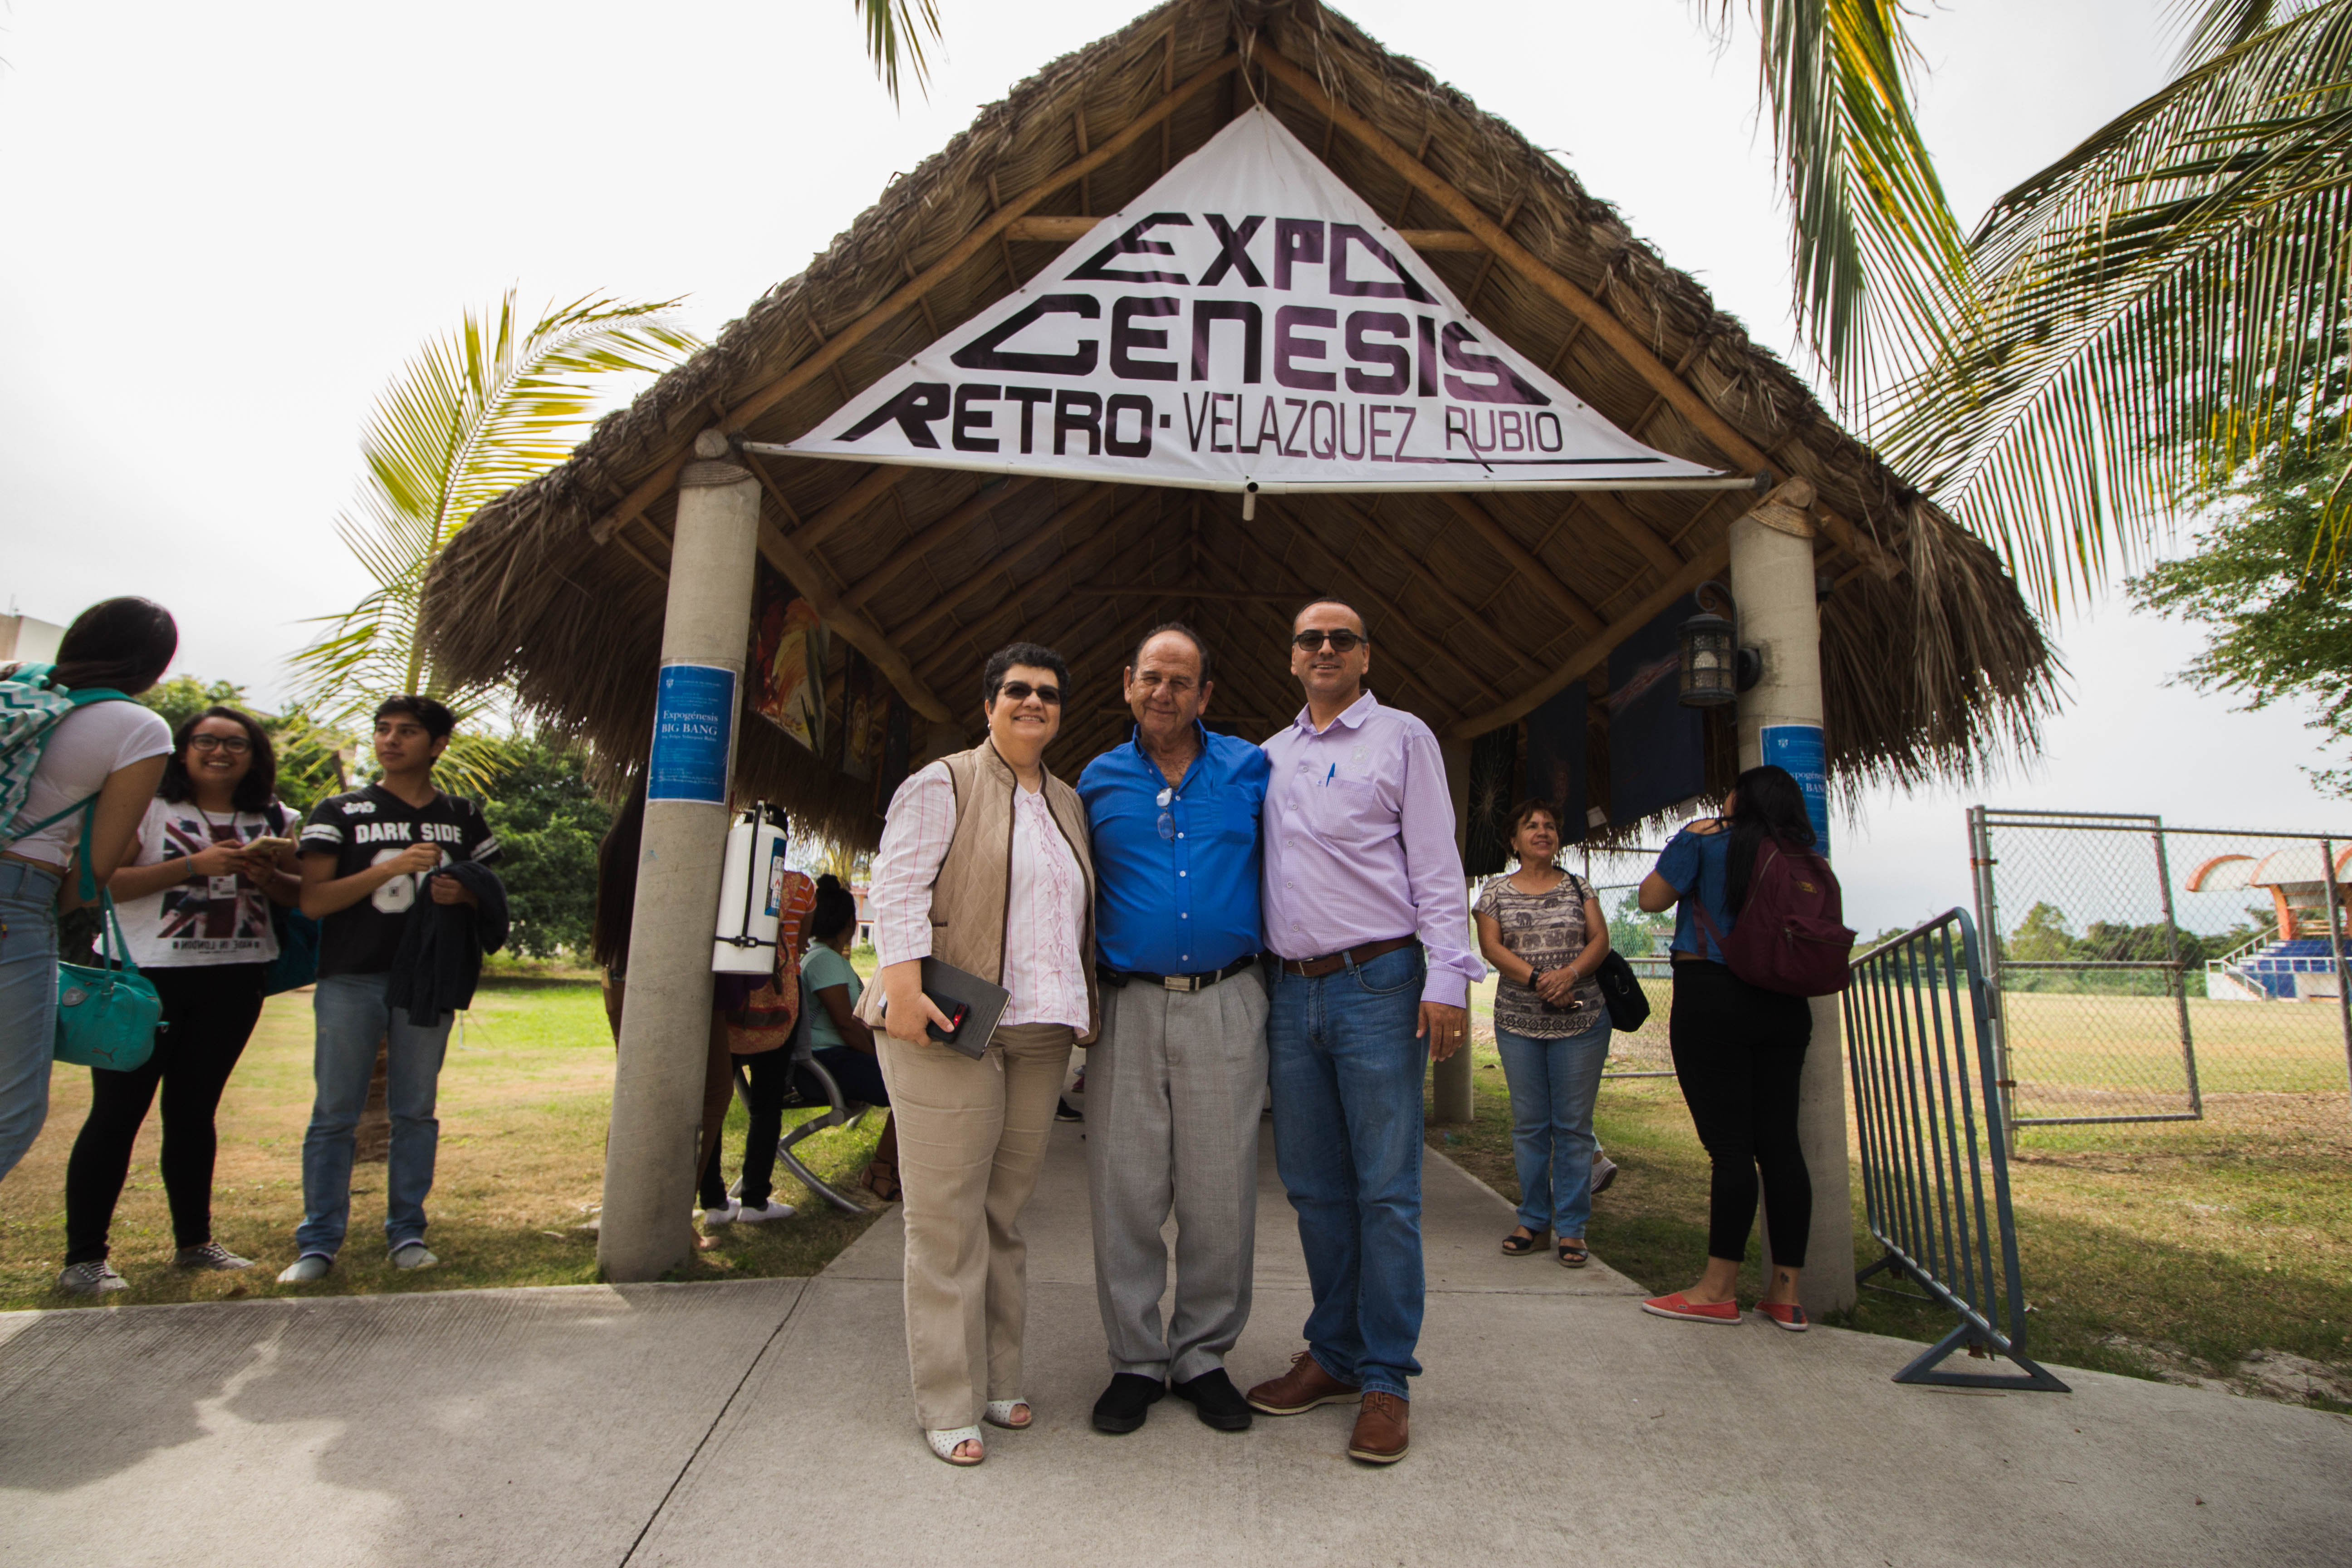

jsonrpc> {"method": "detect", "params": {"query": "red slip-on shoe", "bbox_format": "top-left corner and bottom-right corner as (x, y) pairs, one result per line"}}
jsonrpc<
(1641, 1291), (1742, 1325)
(1755, 1300), (1809, 1333)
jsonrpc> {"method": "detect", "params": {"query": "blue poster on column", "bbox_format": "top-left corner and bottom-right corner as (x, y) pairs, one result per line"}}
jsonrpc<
(1606, 596), (1705, 825)
(648, 662), (737, 804)
(1760, 723), (1830, 855)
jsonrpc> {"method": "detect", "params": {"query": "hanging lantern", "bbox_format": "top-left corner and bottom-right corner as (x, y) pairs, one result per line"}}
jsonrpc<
(1678, 609), (1738, 706)
(1677, 581), (1760, 708)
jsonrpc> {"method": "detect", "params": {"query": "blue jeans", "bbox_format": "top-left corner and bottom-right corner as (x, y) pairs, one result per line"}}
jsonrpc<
(0, 861), (62, 1184)
(1267, 942), (1428, 1400)
(296, 972), (453, 1257)
(1494, 1019), (1611, 1239)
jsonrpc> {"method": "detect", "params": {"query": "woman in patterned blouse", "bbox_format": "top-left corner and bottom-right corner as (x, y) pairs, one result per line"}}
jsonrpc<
(1472, 799), (1611, 1267)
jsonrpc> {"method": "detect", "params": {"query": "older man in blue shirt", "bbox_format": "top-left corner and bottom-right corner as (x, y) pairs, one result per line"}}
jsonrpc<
(1076, 622), (1271, 1438)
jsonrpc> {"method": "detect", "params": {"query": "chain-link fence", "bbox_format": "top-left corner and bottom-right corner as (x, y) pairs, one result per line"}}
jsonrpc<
(1968, 808), (2352, 1132)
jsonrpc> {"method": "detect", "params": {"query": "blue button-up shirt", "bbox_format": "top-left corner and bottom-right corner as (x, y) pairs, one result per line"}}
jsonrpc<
(1078, 722), (1269, 975)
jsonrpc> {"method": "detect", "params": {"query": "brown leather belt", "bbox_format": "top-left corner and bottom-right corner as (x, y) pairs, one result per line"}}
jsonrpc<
(1279, 935), (1415, 979)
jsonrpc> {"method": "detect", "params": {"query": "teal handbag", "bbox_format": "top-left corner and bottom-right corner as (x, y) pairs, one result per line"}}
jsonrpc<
(49, 800), (162, 1072)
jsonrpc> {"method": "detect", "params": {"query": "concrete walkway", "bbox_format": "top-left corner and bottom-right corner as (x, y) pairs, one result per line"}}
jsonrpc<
(3, 1122), (2347, 1567)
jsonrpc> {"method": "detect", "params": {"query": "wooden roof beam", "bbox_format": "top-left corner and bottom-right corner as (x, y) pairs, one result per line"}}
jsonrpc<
(1446, 477), (1818, 739)
(905, 490), (1161, 682)
(1135, 569), (1308, 726)
(1004, 214), (1481, 251)
(1571, 489), (1686, 581)
(843, 475), (1038, 609)
(1435, 493), (1604, 641)
(748, 498), (952, 725)
(589, 51), (1242, 543)
(1320, 496), (1547, 681)
(1195, 524), (1459, 723)
(1253, 510), (1504, 706)
(1254, 41), (1902, 583)
(778, 460), (912, 551)
(890, 484), (1121, 649)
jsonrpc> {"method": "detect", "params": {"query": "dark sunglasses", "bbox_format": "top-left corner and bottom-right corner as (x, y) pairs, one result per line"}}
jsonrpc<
(995, 680), (1063, 706)
(1292, 629), (1370, 653)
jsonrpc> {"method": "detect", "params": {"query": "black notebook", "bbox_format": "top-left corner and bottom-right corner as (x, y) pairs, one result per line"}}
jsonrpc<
(887, 957), (1011, 1061)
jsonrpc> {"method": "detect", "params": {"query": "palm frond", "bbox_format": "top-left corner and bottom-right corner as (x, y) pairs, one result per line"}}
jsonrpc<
(2166, 0), (2327, 68)
(1882, 0), (2352, 611)
(291, 289), (700, 727)
(1703, 0), (1971, 412)
(855, 0), (943, 104)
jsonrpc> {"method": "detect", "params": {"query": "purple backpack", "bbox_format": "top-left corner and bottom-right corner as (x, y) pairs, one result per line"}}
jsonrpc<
(1690, 840), (1855, 997)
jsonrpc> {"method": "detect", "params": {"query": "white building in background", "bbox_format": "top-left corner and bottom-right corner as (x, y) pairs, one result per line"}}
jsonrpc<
(0, 608), (65, 664)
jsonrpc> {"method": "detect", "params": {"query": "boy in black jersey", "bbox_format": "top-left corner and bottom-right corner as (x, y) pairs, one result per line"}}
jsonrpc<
(277, 696), (498, 1282)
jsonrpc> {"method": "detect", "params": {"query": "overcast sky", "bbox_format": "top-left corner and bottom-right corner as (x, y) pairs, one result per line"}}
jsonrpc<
(2, 0), (2340, 931)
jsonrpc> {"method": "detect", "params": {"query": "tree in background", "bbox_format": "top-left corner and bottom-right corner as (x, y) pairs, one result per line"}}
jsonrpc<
(1725, 0), (2352, 610)
(289, 290), (698, 795)
(477, 736), (612, 960)
(2129, 441), (2352, 791)
(1608, 890), (1671, 960)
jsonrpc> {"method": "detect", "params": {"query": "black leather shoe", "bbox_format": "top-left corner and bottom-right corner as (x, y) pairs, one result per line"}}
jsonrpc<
(1171, 1367), (1254, 1431)
(1092, 1372), (1166, 1434)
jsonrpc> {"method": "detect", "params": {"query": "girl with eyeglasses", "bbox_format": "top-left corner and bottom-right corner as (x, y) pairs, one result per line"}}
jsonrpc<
(55, 704), (301, 1292)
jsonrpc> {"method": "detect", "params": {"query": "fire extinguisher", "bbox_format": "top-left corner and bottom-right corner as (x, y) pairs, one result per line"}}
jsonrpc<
(713, 801), (789, 975)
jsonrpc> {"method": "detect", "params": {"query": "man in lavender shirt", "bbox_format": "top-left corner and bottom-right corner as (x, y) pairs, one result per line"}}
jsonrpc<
(1241, 597), (1485, 1466)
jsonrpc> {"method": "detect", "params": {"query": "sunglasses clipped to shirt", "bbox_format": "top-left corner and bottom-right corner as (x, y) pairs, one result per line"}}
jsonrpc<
(995, 680), (1063, 706)
(1292, 629), (1371, 653)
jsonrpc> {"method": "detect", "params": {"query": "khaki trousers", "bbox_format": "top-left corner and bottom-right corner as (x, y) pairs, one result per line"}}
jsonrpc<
(877, 1021), (1075, 1429)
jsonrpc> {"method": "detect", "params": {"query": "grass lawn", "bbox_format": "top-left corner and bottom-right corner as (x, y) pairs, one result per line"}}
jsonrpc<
(0, 980), (886, 1313)
(1995, 989), (2352, 1119)
(1432, 978), (2352, 1411)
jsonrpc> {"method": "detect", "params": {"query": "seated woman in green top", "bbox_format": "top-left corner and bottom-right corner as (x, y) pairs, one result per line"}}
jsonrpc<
(802, 874), (898, 1201)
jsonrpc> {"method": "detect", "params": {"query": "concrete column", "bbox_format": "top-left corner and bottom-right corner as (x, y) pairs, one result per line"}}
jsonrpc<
(599, 431), (762, 1282)
(1431, 738), (1475, 1124)
(1729, 493), (1857, 1316)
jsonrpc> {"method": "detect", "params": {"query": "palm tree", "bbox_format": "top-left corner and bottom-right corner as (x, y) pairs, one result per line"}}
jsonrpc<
(1730, 0), (2352, 611)
(291, 290), (698, 791)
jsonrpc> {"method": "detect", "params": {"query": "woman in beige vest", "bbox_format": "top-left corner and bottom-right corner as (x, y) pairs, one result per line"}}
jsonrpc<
(862, 642), (1099, 1465)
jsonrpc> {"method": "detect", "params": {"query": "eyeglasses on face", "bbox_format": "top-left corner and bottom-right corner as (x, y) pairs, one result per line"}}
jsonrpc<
(187, 735), (251, 754)
(1292, 629), (1370, 653)
(995, 680), (1063, 706)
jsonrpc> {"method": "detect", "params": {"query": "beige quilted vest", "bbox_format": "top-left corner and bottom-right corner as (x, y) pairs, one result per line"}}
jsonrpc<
(859, 742), (1100, 1044)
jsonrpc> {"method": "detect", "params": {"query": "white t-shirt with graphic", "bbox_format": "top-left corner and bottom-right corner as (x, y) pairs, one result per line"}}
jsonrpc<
(113, 797), (285, 967)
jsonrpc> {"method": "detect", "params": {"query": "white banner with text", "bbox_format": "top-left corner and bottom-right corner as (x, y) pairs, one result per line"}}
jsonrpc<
(782, 108), (1725, 495)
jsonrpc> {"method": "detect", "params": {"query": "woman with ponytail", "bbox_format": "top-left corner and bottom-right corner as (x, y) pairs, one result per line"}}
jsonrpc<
(1633, 764), (1819, 1332)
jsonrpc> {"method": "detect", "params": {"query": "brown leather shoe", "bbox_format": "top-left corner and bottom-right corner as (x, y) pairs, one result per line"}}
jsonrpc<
(1347, 1392), (1409, 1464)
(1245, 1350), (1360, 1416)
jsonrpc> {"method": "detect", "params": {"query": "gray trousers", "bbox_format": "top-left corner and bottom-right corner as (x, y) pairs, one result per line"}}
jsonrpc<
(1084, 969), (1270, 1384)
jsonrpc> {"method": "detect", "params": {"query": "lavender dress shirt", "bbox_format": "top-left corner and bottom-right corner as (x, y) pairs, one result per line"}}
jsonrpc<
(1260, 691), (1486, 1008)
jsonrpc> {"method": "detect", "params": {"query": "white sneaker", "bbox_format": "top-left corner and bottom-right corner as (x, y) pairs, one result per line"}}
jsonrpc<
(277, 1254), (333, 1283)
(57, 1260), (127, 1294)
(736, 1199), (796, 1223)
(700, 1199), (740, 1228)
(390, 1242), (439, 1270)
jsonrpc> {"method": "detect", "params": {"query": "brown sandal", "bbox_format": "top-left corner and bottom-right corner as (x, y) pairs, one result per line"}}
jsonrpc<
(860, 1159), (902, 1203)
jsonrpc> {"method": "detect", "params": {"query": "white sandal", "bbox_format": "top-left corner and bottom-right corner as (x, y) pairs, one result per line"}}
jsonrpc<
(925, 1425), (985, 1465)
(982, 1398), (1032, 1430)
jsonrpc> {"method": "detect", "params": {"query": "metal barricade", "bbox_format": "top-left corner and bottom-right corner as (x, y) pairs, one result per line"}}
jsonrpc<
(1843, 909), (2068, 1391)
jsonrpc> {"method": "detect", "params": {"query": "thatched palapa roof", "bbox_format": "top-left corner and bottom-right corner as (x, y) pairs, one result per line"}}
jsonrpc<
(422, 0), (2056, 847)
